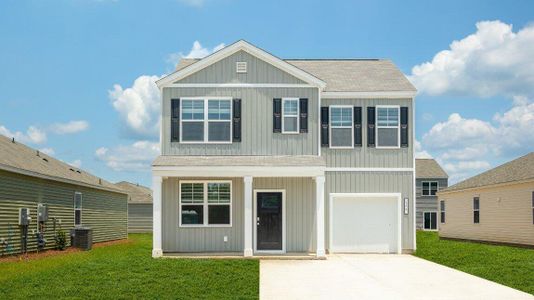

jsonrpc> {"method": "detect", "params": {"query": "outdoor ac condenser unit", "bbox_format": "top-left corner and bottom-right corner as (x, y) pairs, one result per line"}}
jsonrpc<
(70, 228), (93, 251)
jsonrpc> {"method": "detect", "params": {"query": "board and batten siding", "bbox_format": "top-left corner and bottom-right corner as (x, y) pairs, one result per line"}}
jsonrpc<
(0, 170), (127, 255)
(176, 50), (306, 84)
(161, 87), (319, 156)
(128, 203), (153, 233)
(416, 178), (448, 229)
(162, 177), (316, 253)
(321, 98), (413, 168)
(439, 181), (534, 246)
(325, 171), (414, 251)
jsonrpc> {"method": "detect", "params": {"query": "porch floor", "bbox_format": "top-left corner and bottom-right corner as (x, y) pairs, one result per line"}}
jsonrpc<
(162, 252), (324, 260)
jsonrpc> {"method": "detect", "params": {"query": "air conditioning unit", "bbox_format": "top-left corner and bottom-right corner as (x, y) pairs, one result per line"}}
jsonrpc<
(70, 227), (93, 250)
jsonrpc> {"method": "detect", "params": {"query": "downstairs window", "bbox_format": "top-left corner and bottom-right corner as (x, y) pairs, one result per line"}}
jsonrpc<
(179, 181), (232, 227)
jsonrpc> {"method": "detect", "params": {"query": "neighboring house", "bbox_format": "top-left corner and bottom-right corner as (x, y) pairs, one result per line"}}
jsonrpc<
(415, 159), (448, 231)
(116, 181), (153, 233)
(151, 40), (416, 258)
(438, 152), (534, 247)
(0, 134), (127, 254)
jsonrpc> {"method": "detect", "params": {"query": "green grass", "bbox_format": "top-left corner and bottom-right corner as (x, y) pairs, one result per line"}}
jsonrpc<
(0, 234), (258, 299)
(415, 231), (534, 295)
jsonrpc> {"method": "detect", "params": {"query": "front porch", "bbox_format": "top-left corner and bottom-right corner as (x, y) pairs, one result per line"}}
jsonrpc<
(151, 155), (327, 259)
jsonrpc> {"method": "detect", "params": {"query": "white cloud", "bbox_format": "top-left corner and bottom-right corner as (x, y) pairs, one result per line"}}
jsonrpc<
(414, 140), (432, 159)
(177, 0), (205, 7)
(50, 120), (89, 134)
(39, 147), (55, 156)
(409, 20), (534, 98)
(69, 159), (82, 168)
(0, 125), (47, 144)
(109, 75), (162, 139)
(95, 141), (160, 172)
(167, 40), (225, 66)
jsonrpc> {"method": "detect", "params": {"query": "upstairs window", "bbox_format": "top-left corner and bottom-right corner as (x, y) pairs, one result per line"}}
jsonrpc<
(440, 200), (445, 223)
(422, 181), (439, 196)
(330, 106), (353, 148)
(181, 98), (232, 143)
(74, 192), (82, 226)
(473, 197), (480, 224)
(376, 106), (399, 148)
(282, 98), (299, 133)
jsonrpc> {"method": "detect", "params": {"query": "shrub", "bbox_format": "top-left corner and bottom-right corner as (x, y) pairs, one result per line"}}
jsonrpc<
(55, 229), (67, 250)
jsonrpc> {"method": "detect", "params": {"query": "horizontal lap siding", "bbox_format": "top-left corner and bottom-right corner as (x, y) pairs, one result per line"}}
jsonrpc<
(325, 171), (414, 250)
(162, 87), (318, 156)
(439, 182), (534, 246)
(128, 203), (153, 233)
(0, 170), (127, 255)
(416, 178), (448, 228)
(321, 98), (413, 168)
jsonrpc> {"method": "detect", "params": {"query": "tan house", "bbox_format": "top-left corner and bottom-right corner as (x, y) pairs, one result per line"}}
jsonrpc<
(438, 152), (534, 247)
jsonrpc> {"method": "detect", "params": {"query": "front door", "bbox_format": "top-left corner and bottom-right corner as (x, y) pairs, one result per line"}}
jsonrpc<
(256, 192), (283, 251)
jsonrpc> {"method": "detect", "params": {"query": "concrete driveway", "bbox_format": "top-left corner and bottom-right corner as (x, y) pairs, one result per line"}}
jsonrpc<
(260, 254), (533, 300)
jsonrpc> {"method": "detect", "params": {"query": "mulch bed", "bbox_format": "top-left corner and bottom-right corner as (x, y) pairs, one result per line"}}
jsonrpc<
(0, 238), (130, 262)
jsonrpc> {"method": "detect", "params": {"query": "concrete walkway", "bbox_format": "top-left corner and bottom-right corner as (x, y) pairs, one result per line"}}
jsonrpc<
(260, 254), (533, 300)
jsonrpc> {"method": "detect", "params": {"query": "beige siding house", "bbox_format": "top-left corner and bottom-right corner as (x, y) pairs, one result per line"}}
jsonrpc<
(438, 152), (534, 246)
(116, 181), (153, 233)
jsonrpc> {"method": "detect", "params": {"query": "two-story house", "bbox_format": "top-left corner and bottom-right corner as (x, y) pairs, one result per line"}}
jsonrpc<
(151, 40), (416, 258)
(415, 159), (448, 230)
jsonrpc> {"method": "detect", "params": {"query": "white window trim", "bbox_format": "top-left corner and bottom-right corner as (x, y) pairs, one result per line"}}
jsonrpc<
(375, 105), (400, 149)
(281, 98), (300, 134)
(440, 200), (446, 224)
(253, 189), (286, 254)
(179, 97), (233, 144)
(423, 211), (438, 231)
(329, 105), (354, 149)
(74, 192), (82, 227)
(178, 180), (232, 228)
(421, 181), (439, 196)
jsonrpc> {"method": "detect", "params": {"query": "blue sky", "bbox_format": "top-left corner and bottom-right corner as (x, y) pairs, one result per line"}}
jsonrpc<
(1, 0), (533, 186)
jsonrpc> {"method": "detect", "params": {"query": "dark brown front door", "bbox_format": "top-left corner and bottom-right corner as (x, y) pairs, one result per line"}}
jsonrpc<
(256, 192), (283, 251)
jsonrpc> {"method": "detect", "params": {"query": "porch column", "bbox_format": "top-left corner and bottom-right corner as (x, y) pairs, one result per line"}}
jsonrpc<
(152, 175), (163, 258)
(243, 176), (253, 257)
(315, 175), (326, 258)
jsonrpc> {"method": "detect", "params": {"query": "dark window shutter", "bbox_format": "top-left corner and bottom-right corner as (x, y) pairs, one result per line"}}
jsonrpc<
(171, 99), (180, 142)
(299, 98), (308, 133)
(367, 107), (375, 147)
(233, 98), (241, 142)
(273, 98), (281, 133)
(321, 107), (329, 147)
(400, 107), (409, 147)
(354, 106), (362, 147)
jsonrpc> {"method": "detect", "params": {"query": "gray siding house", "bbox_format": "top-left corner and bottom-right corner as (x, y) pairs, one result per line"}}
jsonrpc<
(152, 40), (416, 258)
(0, 135), (127, 255)
(116, 181), (153, 233)
(415, 159), (448, 230)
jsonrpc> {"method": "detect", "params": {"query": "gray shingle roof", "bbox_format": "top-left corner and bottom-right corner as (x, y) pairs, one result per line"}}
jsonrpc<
(175, 58), (416, 92)
(0, 134), (124, 193)
(416, 159), (448, 179)
(153, 155), (326, 167)
(115, 181), (152, 203)
(443, 152), (534, 193)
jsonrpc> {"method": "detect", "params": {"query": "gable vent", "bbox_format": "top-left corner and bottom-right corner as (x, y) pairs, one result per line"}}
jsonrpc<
(236, 61), (247, 73)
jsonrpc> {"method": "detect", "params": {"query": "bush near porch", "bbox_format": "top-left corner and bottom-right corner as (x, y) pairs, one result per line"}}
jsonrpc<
(0, 234), (259, 299)
(415, 231), (534, 295)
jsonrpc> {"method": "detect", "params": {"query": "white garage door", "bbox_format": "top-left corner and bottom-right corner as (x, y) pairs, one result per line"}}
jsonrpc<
(330, 194), (401, 254)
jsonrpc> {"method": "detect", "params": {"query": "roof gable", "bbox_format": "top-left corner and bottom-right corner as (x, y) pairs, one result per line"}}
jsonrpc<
(416, 159), (448, 179)
(157, 40), (326, 89)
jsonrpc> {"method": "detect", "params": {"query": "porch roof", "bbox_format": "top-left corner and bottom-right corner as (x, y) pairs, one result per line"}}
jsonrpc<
(152, 155), (326, 177)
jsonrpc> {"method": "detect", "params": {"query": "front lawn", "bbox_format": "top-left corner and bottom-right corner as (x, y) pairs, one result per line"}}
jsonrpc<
(415, 231), (534, 295)
(0, 234), (258, 299)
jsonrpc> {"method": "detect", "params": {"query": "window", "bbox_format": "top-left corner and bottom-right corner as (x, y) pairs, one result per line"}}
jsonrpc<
(282, 98), (299, 133)
(440, 200), (445, 223)
(179, 181), (232, 227)
(329, 106), (353, 148)
(376, 106), (400, 148)
(181, 98), (232, 143)
(473, 197), (480, 224)
(74, 192), (82, 226)
(422, 181), (439, 196)
(423, 212), (437, 230)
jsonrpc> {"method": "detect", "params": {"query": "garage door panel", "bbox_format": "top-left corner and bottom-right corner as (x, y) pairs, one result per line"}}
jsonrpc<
(331, 196), (400, 254)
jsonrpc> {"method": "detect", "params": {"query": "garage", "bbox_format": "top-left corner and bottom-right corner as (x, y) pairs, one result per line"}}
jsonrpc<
(329, 193), (401, 254)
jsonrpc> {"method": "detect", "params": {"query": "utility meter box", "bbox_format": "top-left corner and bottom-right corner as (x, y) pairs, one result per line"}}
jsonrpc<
(37, 204), (48, 222)
(18, 208), (31, 225)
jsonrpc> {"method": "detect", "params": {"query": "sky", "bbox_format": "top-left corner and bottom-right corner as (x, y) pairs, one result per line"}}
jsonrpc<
(1, 0), (533, 186)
